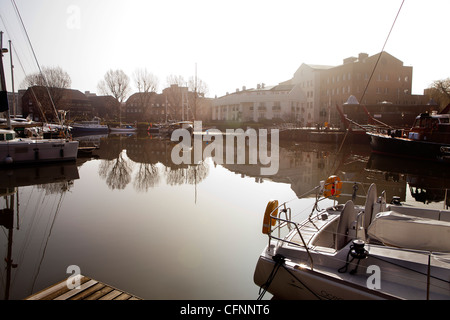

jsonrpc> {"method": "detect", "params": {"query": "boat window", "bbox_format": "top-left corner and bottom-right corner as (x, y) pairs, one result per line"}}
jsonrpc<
(439, 118), (449, 124)
(0, 133), (14, 141)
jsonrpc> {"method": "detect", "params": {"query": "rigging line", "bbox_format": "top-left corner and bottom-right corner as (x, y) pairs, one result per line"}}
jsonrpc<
(327, 0), (405, 176)
(30, 191), (66, 293)
(0, 14), (49, 123)
(10, 0), (61, 125)
(359, 0), (405, 104)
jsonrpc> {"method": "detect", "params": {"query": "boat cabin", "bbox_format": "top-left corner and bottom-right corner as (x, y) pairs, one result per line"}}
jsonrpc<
(0, 129), (15, 141)
(412, 112), (449, 130)
(407, 112), (450, 142)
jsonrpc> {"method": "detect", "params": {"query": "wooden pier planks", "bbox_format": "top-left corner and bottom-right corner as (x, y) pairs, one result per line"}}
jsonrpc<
(25, 275), (142, 300)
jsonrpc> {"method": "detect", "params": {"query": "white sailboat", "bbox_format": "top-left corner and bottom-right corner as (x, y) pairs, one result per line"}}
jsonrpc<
(0, 34), (79, 165)
(254, 176), (450, 300)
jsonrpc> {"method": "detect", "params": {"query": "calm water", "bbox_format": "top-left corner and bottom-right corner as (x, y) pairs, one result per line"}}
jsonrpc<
(1, 132), (449, 300)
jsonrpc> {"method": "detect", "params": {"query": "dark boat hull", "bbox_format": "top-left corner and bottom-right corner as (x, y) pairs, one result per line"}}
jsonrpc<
(367, 132), (450, 162)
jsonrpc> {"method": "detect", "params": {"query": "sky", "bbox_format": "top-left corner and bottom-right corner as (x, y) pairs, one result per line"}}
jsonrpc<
(0, 0), (449, 98)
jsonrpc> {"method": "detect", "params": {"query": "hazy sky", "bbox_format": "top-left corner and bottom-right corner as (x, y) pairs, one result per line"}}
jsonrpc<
(0, 0), (449, 98)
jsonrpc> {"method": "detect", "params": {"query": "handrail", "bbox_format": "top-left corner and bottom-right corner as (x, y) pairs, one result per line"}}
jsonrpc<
(268, 215), (314, 270)
(264, 180), (373, 272)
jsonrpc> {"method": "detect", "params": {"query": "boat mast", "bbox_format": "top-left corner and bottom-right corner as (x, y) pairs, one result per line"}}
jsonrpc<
(0, 31), (11, 129)
(8, 40), (16, 118)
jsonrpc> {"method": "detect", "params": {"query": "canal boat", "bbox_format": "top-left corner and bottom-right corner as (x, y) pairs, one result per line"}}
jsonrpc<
(254, 176), (450, 300)
(367, 110), (450, 161)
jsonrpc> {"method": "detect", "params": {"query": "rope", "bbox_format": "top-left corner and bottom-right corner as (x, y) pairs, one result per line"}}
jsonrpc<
(10, 0), (62, 126)
(257, 254), (322, 300)
(257, 254), (285, 300)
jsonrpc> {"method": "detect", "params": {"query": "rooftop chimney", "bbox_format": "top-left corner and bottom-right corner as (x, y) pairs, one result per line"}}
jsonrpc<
(358, 53), (369, 62)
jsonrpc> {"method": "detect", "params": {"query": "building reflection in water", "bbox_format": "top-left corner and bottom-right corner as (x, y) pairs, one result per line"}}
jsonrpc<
(79, 132), (450, 208)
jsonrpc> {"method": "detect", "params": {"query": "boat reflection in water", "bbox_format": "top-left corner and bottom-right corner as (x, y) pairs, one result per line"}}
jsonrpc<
(0, 163), (79, 300)
(367, 153), (450, 208)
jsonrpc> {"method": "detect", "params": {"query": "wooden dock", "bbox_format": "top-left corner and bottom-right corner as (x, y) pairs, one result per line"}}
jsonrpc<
(25, 275), (142, 300)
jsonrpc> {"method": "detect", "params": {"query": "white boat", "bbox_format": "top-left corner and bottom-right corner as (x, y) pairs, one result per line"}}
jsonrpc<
(71, 117), (108, 134)
(109, 124), (137, 133)
(0, 38), (78, 165)
(0, 128), (79, 165)
(254, 176), (450, 300)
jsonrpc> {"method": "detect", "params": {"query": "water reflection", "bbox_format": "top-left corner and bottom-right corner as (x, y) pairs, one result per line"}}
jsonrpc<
(81, 131), (450, 207)
(2, 132), (449, 300)
(367, 153), (450, 207)
(0, 163), (79, 300)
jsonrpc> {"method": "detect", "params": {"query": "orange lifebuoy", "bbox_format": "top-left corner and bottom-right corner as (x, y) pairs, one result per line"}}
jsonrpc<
(262, 200), (279, 234)
(323, 175), (343, 198)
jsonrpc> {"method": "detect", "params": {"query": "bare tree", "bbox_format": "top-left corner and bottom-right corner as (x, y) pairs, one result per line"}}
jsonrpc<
(188, 76), (209, 98)
(428, 78), (450, 110)
(187, 76), (209, 119)
(98, 69), (131, 119)
(132, 68), (159, 119)
(166, 74), (187, 87)
(133, 68), (159, 93)
(164, 75), (189, 121)
(21, 65), (72, 89)
(20, 66), (72, 121)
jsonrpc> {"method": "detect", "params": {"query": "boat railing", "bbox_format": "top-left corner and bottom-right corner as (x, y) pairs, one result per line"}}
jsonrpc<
(268, 211), (315, 270)
(264, 180), (374, 271)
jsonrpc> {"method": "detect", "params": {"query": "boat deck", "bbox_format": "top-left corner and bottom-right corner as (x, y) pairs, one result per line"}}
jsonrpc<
(288, 211), (340, 249)
(25, 275), (142, 300)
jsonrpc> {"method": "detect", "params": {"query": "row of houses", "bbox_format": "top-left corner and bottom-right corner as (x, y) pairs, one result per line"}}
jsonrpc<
(8, 84), (212, 123)
(212, 51), (432, 127)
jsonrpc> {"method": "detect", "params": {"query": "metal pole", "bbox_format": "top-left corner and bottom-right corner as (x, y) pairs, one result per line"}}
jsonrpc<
(9, 40), (16, 117)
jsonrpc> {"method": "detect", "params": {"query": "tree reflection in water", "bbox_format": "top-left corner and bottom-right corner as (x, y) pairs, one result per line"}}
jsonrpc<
(99, 151), (134, 190)
(164, 161), (209, 186)
(97, 145), (209, 191)
(133, 163), (160, 191)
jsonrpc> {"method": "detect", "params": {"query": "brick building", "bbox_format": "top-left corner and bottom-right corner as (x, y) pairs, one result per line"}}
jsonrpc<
(213, 51), (429, 126)
(21, 86), (92, 121)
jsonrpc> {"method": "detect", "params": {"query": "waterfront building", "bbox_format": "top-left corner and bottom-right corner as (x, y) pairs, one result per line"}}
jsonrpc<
(124, 84), (212, 123)
(21, 86), (93, 121)
(213, 51), (429, 126)
(212, 83), (307, 124)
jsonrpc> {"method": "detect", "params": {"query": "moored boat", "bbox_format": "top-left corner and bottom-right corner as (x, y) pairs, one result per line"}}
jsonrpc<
(367, 110), (450, 161)
(0, 128), (79, 165)
(0, 38), (79, 166)
(109, 124), (137, 133)
(71, 117), (109, 134)
(254, 176), (450, 300)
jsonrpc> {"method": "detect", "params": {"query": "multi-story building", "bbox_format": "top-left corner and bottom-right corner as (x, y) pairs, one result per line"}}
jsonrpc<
(212, 83), (307, 123)
(213, 51), (429, 126)
(21, 86), (93, 121)
(291, 52), (429, 125)
(124, 84), (211, 123)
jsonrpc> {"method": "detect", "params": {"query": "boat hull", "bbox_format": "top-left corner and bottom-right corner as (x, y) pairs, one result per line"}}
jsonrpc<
(109, 128), (137, 133)
(71, 126), (108, 134)
(367, 132), (450, 161)
(254, 255), (389, 300)
(0, 139), (79, 165)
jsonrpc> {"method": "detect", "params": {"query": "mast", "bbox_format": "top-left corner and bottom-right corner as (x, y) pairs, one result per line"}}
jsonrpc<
(9, 40), (16, 118)
(0, 31), (11, 129)
(194, 62), (197, 120)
